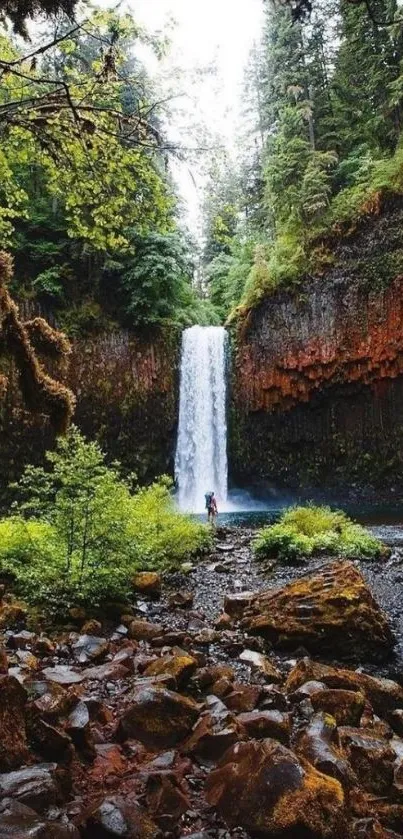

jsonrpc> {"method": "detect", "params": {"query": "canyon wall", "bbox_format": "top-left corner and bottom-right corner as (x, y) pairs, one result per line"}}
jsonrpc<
(230, 195), (403, 497)
(0, 326), (180, 502)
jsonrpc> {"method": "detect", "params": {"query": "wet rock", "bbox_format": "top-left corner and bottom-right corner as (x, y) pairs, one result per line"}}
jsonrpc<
(223, 592), (256, 619)
(0, 798), (79, 838)
(0, 674), (28, 770)
(0, 763), (62, 812)
(237, 710), (291, 744)
(310, 689), (366, 726)
(168, 590), (194, 609)
(0, 645), (7, 673)
(243, 561), (394, 657)
(42, 666), (84, 686)
(72, 635), (109, 664)
(205, 738), (345, 837)
(143, 651), (197, 688)
(81, 662), (130, 681)
(127, 619), (162, 641)
(339, 726), (396, 794)
(132, 571), (161, 598)
(224, 683), (262, 713)
(296, 713), (357, 788)
(181, 713), (241, 762)
(286, 659), (403, 715)
(116, 686), (200, 748)
(145, 772), (189, 830)
(85, 795), (160, 838)
(239, 649), (282, 682)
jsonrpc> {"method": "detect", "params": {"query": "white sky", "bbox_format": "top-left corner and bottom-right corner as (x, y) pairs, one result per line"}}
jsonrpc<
(131, 0), (264, 236)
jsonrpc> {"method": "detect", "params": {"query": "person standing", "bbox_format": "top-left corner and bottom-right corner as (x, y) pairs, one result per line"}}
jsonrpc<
(205, 491), (218, 523)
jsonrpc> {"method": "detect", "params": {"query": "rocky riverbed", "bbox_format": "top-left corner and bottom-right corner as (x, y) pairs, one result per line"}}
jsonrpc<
(1, 526), (403, 838)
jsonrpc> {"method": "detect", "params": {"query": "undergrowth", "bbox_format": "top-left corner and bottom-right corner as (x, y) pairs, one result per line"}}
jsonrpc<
(253, 504), (385, 563)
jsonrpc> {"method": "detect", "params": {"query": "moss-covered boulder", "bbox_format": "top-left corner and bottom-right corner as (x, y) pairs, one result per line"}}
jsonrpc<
(242, 560), (394, 658)
(205, 738), (345, 837)
(116, 686), (200, 748)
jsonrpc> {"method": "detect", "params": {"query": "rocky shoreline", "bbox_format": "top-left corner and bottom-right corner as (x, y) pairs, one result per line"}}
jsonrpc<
(1, 526), (403, 837)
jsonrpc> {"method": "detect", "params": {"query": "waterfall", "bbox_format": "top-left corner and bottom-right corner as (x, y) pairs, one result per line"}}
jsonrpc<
(175, 325), (228, 512)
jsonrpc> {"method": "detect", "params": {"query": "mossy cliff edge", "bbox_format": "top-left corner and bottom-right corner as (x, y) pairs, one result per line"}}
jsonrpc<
(0, 326), (180, 501)
(230, 195), (403, 496)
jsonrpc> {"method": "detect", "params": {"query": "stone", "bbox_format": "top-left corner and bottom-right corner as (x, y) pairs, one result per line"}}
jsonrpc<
(168, 590), (194, 609)
(338, 726), (396, 794)
(66, 701), (94, 757)
(85, 795), (160, 838)
(0, 799), (80, 838)
(195, 664), (235, 690)
(143, 652), (197, 687)
(193, 628), (219, 645)
(237, 710), (291, 744)
(116, 686), (200, 748)
(224, 683), (262, 713)
(81, 619), (103, 635)
(242, 561), (394, 657)
(0, 602), (27, 629)
(82, 662), (130, 681)
(239, 649), (282, 682)
(132, 571), (162, 598)
(310, 689), (366, 726)
(296, 713), (357, 788)
(127, 619), (161, 641)
(72, 635), (109, 663)
(6, 630), (36, 650)
(42, 666), (84, 686)
(27, 715), (72, 761)
(388, 709), (403, 737)
(215, 613), (232, 629)
(34, 636), (56, 656)
(0, 674), (28, 770)
(0, 763), (62, 812)
(223, 592), (256, 619)
(145, 772), (189, 830)
(181, 714), (241, 762)
(205, 738), (345, 837)
(286, 659), (403, 715)
(0, 645), (7, 673)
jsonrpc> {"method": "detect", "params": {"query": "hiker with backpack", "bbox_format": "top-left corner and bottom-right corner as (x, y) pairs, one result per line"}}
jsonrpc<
(205, 490), (218, 523)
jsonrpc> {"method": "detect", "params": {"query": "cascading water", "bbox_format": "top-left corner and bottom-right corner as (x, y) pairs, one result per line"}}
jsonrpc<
(175, 325), (228, 512)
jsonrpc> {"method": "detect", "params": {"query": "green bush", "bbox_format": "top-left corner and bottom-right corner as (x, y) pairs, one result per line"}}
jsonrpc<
(253, 504), (384, 563)
(1, 427), (211, 608)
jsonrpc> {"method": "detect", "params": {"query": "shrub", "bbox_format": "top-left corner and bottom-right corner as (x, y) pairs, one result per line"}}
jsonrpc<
(2, 427), (211, 608)
(253, 504), (384, 563)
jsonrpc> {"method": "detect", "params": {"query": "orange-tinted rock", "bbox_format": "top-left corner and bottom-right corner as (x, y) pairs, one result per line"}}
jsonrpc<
(116, 686), (200, 748)
(237, 710), (291, 744)
(132, 571), (161, 598)
(181, 713), (242, 761)
(168, 590), (193, 608)
(224, 683), (262, 713)
(145, 772), (189, 830)
(85, 795), (160, 838)
(143, 651), (197, 688)
(0, 602), (27, 629)
(295, 713), (357, 789)
(310, 689), (366, 726)
(339, 727), (396, 795)
(0, 675), (28, 770)
(128, 619), (162, 641)
(81, 619), (102, 635)
(286, 660), (403, 715)
(195, 664), (235, 690)
(205, 738), (345, 837)
(239, 649), (282, 682)
(243, 561), (394, 657)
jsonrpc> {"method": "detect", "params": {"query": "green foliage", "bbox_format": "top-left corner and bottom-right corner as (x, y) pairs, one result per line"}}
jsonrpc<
(253, 505), (384, 563)
(3, 427), (210, 608)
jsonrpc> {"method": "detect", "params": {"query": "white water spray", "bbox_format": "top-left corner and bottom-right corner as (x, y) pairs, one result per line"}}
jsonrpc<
(175, 325), (228, 512)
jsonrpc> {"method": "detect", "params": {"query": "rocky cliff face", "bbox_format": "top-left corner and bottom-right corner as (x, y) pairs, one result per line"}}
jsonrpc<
(230, 195), (403, 496)
(0, 326), (180, 501)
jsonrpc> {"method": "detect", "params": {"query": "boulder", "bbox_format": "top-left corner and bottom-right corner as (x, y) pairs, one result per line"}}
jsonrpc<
(85, 795), (160, 838)
(132, 571), (161, 598)
(145, 772), (189, 830)
(0, 674), (28, 770)
(168, 590), (193, 609)
(116, 687), (200, 748)
(237, 710), (291, 744)
(0, 798), (79, 838)
(239, 649), (282, 682)
(181, 713), (242, 761)
(195, 664), (235, 690)
(310, 689), (366, 726)
(143, 652), (197, 688)
(224, 683), (262, 713)
(72, 635), (109, 664)
(338, 727), (396, 794)
(242, 561), (394, 658)
(295, 713), (357, 788)
(127, 620), (161, 641)
(286, 660), (403, 715)
(205, 738), (345, 837)
(223, 592), (256, 619)
(42, 666), (84, 686)
(0, 763), (62, 812)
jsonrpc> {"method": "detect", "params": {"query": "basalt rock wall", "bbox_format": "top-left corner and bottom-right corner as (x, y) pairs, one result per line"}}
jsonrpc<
(0, 325), (180, 502)
(230, 196), (403, 496)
